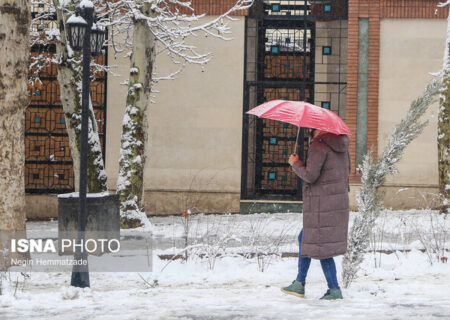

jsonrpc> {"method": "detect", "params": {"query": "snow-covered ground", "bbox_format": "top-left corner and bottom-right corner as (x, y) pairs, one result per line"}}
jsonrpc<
(1, 210), (449, 319)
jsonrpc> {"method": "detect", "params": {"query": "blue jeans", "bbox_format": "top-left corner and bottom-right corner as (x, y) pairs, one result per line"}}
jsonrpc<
(296, 230), (340, 289)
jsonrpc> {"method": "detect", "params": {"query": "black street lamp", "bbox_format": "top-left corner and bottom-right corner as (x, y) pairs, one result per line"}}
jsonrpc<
(66, 0), (105, 288)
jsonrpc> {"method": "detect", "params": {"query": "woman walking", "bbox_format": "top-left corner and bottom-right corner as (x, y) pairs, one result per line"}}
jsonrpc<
(281, 128), (351, 300)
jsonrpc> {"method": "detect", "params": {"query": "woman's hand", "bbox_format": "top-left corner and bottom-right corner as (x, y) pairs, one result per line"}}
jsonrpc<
(288, 154), (299, 166)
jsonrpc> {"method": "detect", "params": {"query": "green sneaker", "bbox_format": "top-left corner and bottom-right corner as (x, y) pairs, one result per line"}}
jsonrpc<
(320, 289), (343, 300)
(281, 280), (305, 298)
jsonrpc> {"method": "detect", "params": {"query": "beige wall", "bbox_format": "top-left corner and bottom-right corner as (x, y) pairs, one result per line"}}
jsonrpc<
(26, 195), (58, 219)
(349, 184), (440, 211)
(106, 18), (246, 214)
(378, 19), (445, 192)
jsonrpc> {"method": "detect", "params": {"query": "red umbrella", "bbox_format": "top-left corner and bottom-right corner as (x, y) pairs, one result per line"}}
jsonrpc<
(246, 100), (352, 153)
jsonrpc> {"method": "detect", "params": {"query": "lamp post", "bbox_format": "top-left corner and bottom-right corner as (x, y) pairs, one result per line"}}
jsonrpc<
(66, 0), (105, 288)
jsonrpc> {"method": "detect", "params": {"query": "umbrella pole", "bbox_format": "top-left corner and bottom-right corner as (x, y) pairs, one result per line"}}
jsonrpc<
(294, 126), (301, 155)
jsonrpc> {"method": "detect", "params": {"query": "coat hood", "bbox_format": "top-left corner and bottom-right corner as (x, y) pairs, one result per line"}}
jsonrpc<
(316, 133), (349, 153)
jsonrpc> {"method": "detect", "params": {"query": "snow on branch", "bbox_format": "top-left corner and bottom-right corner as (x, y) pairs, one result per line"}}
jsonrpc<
(107, 0), (253, 66)
(146, 0), (252, 65)
(342, 80), (442, 288)
(152, 65), (184, 82)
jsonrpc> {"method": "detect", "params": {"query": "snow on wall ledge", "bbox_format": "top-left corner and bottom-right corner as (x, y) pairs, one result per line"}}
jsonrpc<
(57, 191), (111, 198)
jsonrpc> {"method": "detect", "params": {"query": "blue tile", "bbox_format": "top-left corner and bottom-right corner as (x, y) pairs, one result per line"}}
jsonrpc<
(271, 46), (279, 54)
(269, 172), (276, 180)
(324, 4), (332, 12)
(36, 90), (41, 96)
(322, 46), (332, 55)
(60, 117), (66, 124)
(270, 137), (277, 145)
(271, 4), (280, 12)
(282, 175), (287, 181)
(321, 102), (330, 109)
(35, 117), (41, 123)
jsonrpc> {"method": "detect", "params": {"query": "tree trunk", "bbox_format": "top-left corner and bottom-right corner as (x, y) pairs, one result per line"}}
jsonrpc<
(53, 0), (107, 193)
(117, 3), (155, 228)
(0, 0), (30, 269)
(439, 13), (450, 214)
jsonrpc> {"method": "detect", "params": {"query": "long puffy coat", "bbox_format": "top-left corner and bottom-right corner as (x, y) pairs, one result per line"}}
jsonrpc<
(292, 133), (350, 259)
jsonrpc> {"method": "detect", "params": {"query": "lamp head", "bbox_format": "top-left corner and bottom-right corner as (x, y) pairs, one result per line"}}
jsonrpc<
(66, 13), (88, 52)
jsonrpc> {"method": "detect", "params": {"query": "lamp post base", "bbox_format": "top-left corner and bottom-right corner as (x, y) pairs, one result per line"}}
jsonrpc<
(71, 270), (90, 288)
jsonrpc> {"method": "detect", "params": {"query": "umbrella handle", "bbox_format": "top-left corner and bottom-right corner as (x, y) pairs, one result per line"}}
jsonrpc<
(294, 126), (300, 155)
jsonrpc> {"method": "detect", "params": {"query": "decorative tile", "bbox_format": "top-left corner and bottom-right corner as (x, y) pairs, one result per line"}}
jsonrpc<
(321, 101), (330, 109)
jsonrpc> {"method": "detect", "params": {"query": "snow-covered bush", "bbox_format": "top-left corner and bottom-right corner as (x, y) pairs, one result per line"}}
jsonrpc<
(342, 81), (442, 288)
(192, 215), (242, 270)
(413, 209), (449, 265)
(246, 216), (295, 272)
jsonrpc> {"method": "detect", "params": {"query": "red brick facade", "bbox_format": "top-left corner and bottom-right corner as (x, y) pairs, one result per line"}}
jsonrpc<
(380, 0), (449, 19)
(187, 0), (448, 18)
(170, 0), (249, 16)
(347, 0), (448, 183)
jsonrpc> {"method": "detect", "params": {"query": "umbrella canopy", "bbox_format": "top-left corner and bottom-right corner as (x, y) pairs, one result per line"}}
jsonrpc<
(246, 100), (352, 135)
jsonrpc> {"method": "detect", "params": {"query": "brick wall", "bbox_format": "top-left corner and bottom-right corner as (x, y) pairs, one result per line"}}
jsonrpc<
(169, 0), (249, 16)
(380, 0), (449, 19)
(347, 0), (448, 184)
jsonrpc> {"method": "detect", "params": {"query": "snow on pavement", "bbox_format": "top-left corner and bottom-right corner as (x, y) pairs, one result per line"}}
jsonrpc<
(1, 251), (449, 320)
(1, 210), (449, 319)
